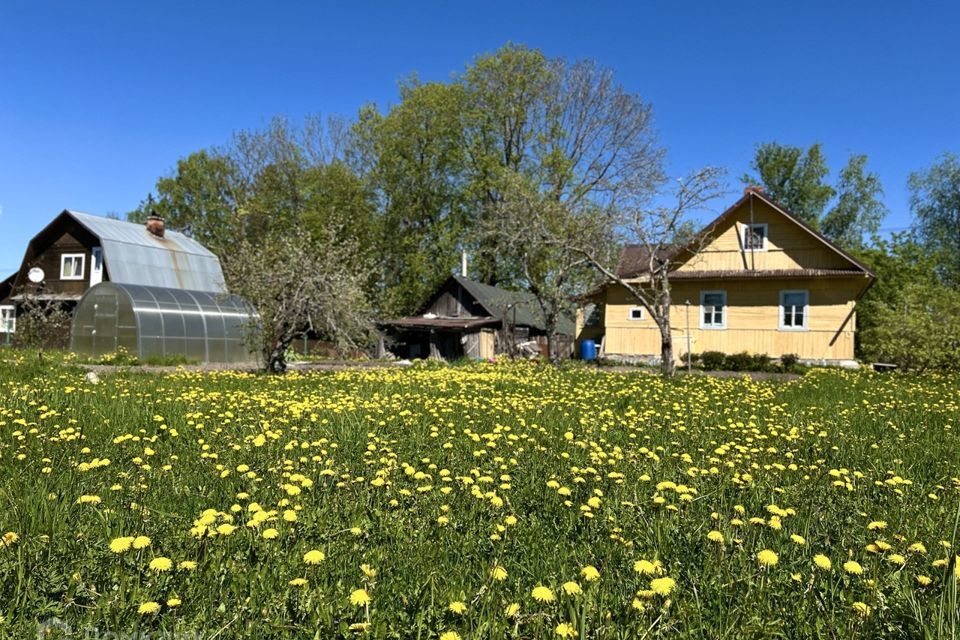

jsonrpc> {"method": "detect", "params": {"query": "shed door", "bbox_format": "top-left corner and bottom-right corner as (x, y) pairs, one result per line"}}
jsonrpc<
(90, 247), (103, 286)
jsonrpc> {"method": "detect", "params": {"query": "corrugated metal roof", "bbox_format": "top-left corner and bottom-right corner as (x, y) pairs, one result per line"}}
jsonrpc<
(67, 211), (226, 293)
(453, 276), (575, 335)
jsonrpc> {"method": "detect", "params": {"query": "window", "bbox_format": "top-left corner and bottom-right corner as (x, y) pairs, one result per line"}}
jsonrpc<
(780, 290), (809, 330)
(628, 306), (644, 321)
(0, 306), (14, 333)
(61, 253), (85, 280)
(743, 223), (768, 251)
(700, 290), (726, 329)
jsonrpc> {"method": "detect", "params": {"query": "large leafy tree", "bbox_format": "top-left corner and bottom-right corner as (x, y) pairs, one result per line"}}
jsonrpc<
(744, 143), (886, 248)
(908, 152), (960, 286)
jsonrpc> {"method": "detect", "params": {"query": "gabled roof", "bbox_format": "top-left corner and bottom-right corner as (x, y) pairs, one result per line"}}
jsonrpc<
(450, 275), (575, 335)
(48, 211), (226, 293)
(617, 189), (875, 281)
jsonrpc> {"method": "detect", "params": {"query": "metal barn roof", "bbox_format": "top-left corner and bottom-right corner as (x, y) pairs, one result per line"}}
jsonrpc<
(67, 211), (226, 293)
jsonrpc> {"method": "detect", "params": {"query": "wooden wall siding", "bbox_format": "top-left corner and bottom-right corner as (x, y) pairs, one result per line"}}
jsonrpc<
(427, 284), (483, 318)
(603, 278), (864, 360)
(24, 232), (99, 296)
(675, 199), (852, 273)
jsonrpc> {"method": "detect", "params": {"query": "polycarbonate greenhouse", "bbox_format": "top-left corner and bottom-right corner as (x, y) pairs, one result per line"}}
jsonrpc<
(70, 282), (258, 364)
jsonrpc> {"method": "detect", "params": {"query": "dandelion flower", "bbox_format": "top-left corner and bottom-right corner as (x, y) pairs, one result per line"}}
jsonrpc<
(707, 530), (724, 544)
(149, 557), (173, 572)
(361, 564), (377, 579)
(813, 555), (832, 571)
(132, 536), (151, 549)
(448, 601), (467, 614)
(852, 601), (872, 616)
(215, 524), (236, 536)
(261, 528), (279, 540)
(580, 565), (600, 582)
(531, 585), (556, 603)
(350, 588), (371, 607)
(303, 550), (326, 565)
(562, 581), (582, 596)
(1, 532), (19, 547)
(490, 565), (508, 582)
(109, 537), (134, 554)
(439, 632), (461, 640)
(866, 521), (887, 531)
(843, 560), (863, 575)
(178, 561), (197, 571)
(137, 601), (160, 615)
(917, 575), (932, 586)
(649, 576), (676, 596)
(289, 578), (308, 587)
(633, 559), (663, 575)
(555, 622), (577, 638)
(166, 598), (181, 608)
(504, 602), (520, 618)
(790, 534), (806, 546)
(756, 549), (779, 567)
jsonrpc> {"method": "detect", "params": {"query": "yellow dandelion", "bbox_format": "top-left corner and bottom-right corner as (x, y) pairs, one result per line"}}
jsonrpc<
(562, 581), (582, 596)
(756, 549), (779, 567)
(149, 557), (173, 572)
(303, 549), (326, 565)
(132, 536), (151, 550)
(504, 602), (520, 618)
(633, 559), (663, 575)
(580, 565), (600, 582)
(166, 598), (181, 608)
(707, 530), (724, 544)
(843, 560), (864, 575)
(866, 521), (887, 531)
(555, 622), (577, 638)
(790, 534), (806, 546)
(178, 561), (197, 571)
(289, 578), (308, 587)
(109, 537), (134, 554)
(448, 601), (467, 614)
(813, 554), (832, 571)
(439, 632), (461, 640)
(531, 585), (556, 603)
(350, 588), (372, 607)
(137, 601), (160, 615)
(490, 565), (508, 582)
(261, 528), (279, 540)
(852, 601), (872, 616)
(649, 576), (676, 596)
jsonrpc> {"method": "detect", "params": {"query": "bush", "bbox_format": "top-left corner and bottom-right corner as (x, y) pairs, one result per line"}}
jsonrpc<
(725, 351), (756, 372)
(780, 353), (800, 369)
(700, 351), (726, 371)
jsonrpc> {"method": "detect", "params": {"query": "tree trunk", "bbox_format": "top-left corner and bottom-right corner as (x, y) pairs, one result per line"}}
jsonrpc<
(267, 338), (289, 374)
(659, 298), (675, 377)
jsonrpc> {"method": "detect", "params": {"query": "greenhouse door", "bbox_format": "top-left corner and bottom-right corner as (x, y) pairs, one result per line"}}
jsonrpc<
(92, 292), (118, 356)
(90, 247), (103, 286)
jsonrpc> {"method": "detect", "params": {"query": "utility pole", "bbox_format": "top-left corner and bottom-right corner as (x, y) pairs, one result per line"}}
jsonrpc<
(684, 300), (692, 373)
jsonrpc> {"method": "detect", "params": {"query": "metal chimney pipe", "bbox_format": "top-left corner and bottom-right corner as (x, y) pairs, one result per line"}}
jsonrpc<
(461, 250), (468, 278)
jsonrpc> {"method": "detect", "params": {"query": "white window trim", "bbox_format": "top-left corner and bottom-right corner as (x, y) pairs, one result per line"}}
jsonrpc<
(628, 306), (644, 321)
(61, 253), (86, 280)
(699, 290), (727, 330)
(0, 305), (15, 333)
(742, 222), (768, 251)
(779, 289), (809, 331)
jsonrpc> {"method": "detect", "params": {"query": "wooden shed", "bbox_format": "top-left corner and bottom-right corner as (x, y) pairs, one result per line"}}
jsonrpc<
(381, 275), (574, 360)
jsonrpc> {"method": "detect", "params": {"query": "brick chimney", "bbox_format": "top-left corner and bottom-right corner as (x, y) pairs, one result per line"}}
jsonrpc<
(744, 185), (765, 195)
(146, 214), (165, 238)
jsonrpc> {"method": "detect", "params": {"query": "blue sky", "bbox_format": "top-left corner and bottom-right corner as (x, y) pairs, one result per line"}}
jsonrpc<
(1, 1), (957, 273)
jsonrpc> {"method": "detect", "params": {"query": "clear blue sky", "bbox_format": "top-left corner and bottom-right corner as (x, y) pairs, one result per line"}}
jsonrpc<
(1, 1), (957, 273)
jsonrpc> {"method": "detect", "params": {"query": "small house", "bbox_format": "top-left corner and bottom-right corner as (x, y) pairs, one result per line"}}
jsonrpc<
(578, 188), (876, 365)
(381, 275), (574, 360)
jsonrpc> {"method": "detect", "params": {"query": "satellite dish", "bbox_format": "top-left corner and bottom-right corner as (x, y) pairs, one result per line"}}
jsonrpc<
(27, 267), (45, 283)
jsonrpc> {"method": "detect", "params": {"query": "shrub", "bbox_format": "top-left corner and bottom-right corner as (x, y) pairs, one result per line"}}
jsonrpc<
(780, 353), (800, 369)
(725, 351), (755, 372)
(700, 351), (726, 371)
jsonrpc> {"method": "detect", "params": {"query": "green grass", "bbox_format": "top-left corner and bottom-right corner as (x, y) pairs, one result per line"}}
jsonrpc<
(0, 355), (958, 638)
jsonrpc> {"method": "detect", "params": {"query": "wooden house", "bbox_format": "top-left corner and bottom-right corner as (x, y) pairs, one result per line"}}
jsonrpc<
(578, 187), (876, 365)
(381, 275), (575, 360)
(0, 210), (227, 343)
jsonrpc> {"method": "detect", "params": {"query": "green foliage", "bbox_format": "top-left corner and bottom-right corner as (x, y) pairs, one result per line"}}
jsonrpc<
(699, 351), (726, 371)
(860, 282), (960, 371)
(822, 154), (887, 249)
(908, 152), (960, 287)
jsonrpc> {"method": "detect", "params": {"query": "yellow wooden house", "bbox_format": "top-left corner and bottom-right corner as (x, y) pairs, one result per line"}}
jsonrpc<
(578, 187), (875, 365)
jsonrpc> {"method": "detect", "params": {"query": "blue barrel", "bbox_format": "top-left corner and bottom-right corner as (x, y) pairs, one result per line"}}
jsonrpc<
(580, 339), (597, 361)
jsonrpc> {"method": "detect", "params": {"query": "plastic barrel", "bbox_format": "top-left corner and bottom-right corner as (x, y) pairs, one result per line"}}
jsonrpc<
(580, 339), (597, 361)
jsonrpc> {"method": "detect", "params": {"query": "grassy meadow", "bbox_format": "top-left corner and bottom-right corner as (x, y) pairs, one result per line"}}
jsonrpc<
(1, 355), (959, 638)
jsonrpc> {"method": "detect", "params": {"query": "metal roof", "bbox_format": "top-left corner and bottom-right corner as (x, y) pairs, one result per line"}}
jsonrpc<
(67, 211), (226, 293)
(452, 276), (575, 335)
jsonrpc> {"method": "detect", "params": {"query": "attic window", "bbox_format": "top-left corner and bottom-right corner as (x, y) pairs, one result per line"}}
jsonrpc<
(743, 223), (768, 251)
(60, 253), (85, 280)
(628, 307), (644, 321)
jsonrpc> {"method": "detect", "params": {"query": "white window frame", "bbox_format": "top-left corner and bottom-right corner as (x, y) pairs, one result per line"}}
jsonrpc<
(779, 289), (809, 331)
(0, 305), (15, 333)
(742, 223), (768, 251)
(628, 306), (644, 321)
(60, 253), (86, 280)
(700, 290), (727, 330)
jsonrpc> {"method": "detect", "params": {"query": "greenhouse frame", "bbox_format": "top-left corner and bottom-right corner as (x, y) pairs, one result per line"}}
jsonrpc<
(70, 282), (259, 364)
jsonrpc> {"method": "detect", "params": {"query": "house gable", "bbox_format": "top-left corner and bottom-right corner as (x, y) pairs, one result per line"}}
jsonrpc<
(672, 190), (874, 277)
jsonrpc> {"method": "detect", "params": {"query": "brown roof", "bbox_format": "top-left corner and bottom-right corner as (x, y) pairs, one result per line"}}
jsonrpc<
(616, 245), (678, 279)
(668, 269), (869, 280)
(380, 316), (500, 331)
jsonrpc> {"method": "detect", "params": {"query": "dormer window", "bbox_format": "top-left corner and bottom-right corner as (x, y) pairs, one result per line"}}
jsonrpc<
(743, 223), (768, 251)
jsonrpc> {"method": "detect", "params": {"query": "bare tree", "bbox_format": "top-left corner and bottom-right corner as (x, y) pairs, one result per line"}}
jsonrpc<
(566, 168), (727, 375)
(223, 229), (374, 373)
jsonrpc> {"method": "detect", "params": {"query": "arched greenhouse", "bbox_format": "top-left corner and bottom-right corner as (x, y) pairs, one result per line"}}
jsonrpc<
(70, 282), (258, 364)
